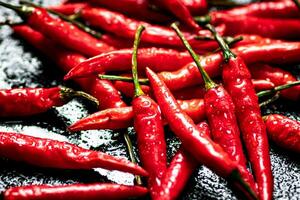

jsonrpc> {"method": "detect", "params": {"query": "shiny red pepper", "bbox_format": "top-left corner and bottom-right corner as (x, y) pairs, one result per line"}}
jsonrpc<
(64, 48), (192, 80)
(131, 25), (167, 199)
(249, 64), (300, 101)
(68, 98), (206, 132)
(145, 67), (257, 199)
(12, 25), (126, 109)
(0, 87), (98, 117)
(48, 2), (89, 15)
(156, 121), (210, 200)
(0, 2), (114, 57)
(207, 24), (272, 200)
(264, 114), (300, 153)
(219, 1), (300, 18)
(0, 132), (148, 176)
(180, 0), (208, 15)
(3, 183), (148, 200)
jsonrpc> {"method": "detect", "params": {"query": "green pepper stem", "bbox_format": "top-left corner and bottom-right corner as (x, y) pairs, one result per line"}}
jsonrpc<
(257, 80), (300, 98)
(194, 15), (211, 26)
(171, 23), (217, 90)
(229, 169), (258, 200)
(205, 24), (236, 63)
(0, 1), (33, 17)
(292, 0), (300, 11)
(208, 0), (249, 7)
(123, 131), (143, 186)
(99, 74), (149, 84)
(213, 36), (243, 53)
(132, 25), (145, 97)
(19, 0), (102, 39)
(259, 92), (280, 107)
(60, 87), (99, 107)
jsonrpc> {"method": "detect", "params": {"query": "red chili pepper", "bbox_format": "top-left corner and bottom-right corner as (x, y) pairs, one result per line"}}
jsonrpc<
(156, 121), (210, 200)
(130, 25), (167, 199)
(12, 25), (126, 109)
(180, 0), (208, 15)
(172, 23), (257, 194)
(219, 1), (300, 18)
(249, 64), (300, 101)
(151, 0), (200, 30)
(206, 24), (272, 200)
(64, 48), (192, 80)
(3, 183), (148, 200)
(0, 132), (148, 176)
(145, 67), (257, 199)
(68, 98), (206, 132)
(77, 7), (225, 48)
(47, 2), (89, 15)
(0, 2), (115, 57)
(206, 12), (300, 40)
(0, 87), (98, 117)
(263, 114), (300, 153)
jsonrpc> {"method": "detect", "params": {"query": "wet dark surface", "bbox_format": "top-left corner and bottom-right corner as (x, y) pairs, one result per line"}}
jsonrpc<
(0, 0), (299, 199)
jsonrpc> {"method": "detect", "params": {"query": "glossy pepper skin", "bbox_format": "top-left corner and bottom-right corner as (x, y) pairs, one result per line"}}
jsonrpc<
(249, 64), (300, 101)
(0, 132), (148, 176)
(48, 2), (89, 15)
(3, 184), (148, 200)
(219, 1), (300, 18)
(22, 6), (115, 57)
(181, 0), (208, 15)
(78, 7), (224, 49)
(145, 67), (240, 182)
(64, 48), (192, 80)
(0, 87), (89, 117)
(222, 57), (272, 200)
(13, 25), (126, 109)
(264, 114), (300, 153)
(156, 121), (210, 200)
(68, 98), (206, 132)
(210, 12), (300, 40)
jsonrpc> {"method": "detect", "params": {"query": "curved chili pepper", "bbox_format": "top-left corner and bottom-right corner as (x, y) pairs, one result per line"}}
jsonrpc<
(151, 0), (200, 30)
(0, 87), (98, 117)
(263, 114), (300, 153)
(130, 25), (167, 199)
(64, 48), (192, 80)
(145, 67), (257, 199)
(218, 1), (300, 18)
(12, 25), (126, 109)
(48, 2), (89, 15)
(156, 121), (210, 200)
(3, 183), (148, 200)
(206, 24), (272, 200)
(68, 98), (206, 132)
(249, 64), (300, 101)
(0, 2), (114, 57)
(0, 132), (148, 176)
(172, 23), (257, 195)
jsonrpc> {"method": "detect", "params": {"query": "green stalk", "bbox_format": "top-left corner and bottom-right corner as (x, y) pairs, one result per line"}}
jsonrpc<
(60, 87), (99, 107)
(98, 74), (149, 85)
(257, 80), (300, 98)
(213, 36), (243, 53)
(123, 131), (143, 185)
(194, 15), (211, 26)
(205, 24), (236, 63)
(132, 25), (146, 97)
(20, 0), (102, 39)
(292, 0), (300, 11)
(171, 23), (217, 90)
(259, 92), (280, 107)
(0, 1), (34, 17)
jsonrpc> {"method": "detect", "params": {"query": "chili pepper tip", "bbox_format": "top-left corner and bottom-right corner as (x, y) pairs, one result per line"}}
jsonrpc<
(60, 87), (99, 107)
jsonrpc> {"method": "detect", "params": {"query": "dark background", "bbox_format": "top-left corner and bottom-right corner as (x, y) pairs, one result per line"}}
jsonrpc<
(0, 0), (299, 199)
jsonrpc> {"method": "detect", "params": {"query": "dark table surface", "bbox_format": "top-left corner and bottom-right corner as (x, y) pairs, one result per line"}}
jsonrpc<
(0, 0), (299, 199)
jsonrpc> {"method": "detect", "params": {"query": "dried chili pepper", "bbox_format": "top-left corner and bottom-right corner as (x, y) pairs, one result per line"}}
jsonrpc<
(0, 87), (98, 117)
(218, 1), (300, 18)
(0, 132), (148, 176)
(205, 24), (272, 200)
(68, 98), (206, 131)
(263, 114), (300, 153)
(249, 64), (300, 101)
(130, 25), (167, 199)
(12, 25), (126, 109)
(156, 121), (210, 200)
(0, 2), (114, 57)
(3, 183), (148, 200)
(172, 23), (257, 194)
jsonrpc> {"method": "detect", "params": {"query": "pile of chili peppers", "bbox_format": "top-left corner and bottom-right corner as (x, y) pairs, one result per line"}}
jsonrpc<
(0, 0), (299, 199)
